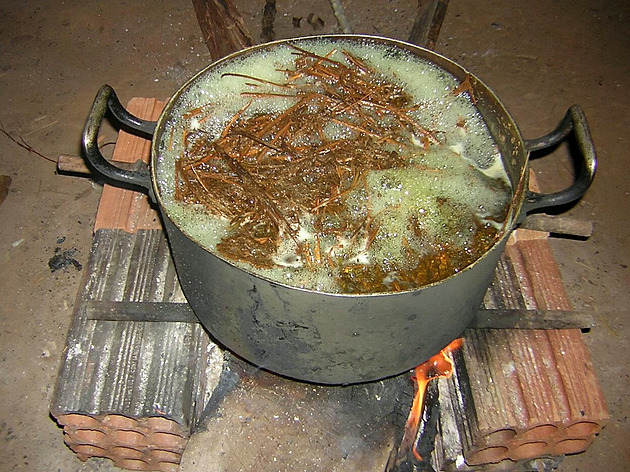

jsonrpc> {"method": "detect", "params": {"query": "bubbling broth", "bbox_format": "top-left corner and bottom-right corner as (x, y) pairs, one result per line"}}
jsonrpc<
(156, 38), (512, 294)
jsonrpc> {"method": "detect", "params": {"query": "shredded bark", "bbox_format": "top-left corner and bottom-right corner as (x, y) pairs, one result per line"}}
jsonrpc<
(173, 46), (508, 293)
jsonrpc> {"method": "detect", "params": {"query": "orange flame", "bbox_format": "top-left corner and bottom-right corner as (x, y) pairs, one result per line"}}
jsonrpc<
(401, 338), (463, 461)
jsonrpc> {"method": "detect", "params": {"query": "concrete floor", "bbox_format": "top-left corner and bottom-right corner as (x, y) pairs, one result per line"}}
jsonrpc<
(0, 1), (628, 471)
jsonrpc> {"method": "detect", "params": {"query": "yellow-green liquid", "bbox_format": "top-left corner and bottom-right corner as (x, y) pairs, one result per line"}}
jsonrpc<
(156, 38), (512, 294)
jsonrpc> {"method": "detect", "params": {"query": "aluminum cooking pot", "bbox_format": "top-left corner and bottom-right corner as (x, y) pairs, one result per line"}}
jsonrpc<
(82, 35), (596, 384)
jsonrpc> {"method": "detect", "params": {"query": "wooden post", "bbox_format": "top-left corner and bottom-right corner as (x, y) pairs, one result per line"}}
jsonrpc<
(260, 0), (277, 43)
(408, 0), (449, 50)
(191, 0), (254, 61)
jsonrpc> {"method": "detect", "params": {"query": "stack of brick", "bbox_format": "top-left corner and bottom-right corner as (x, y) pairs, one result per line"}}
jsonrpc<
(50, 98), (224, 471)
(55, 414), (187, 472)
(432, 232), (608, 470)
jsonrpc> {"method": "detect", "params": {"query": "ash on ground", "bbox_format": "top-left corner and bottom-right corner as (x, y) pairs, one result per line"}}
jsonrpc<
(48, 237), (82, 272)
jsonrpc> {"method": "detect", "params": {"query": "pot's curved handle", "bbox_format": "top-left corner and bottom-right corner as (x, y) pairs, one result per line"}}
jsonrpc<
(82, 84), (157, 193)
(520, 105), (597, 216)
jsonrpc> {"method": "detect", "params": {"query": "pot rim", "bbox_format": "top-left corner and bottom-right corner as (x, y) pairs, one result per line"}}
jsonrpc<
(150, 34), (528, 297)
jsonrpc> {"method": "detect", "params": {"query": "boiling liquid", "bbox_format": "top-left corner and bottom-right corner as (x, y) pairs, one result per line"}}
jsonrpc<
(155, 38), (512, 294)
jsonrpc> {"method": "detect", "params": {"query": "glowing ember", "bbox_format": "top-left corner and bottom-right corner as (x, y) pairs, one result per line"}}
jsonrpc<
(400, 338), (464, 462)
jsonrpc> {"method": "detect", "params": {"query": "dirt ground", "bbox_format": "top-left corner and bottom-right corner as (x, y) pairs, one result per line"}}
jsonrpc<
(0, 1), (628, 471)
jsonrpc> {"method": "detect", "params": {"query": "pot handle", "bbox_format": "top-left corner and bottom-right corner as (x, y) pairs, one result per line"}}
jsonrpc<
(520, 105), (597, 216)
(82, 84), (157, 193)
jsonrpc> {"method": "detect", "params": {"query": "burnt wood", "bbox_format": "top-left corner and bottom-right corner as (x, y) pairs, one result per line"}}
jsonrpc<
(519, 213), (593, 238)
(260, 0), (277, 43)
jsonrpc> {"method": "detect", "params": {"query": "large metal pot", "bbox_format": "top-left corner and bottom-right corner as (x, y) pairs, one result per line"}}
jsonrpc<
(82, 35), (596, 384)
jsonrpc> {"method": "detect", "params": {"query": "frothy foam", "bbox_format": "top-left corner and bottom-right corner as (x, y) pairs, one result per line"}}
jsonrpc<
(155, 37), (512, 294)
